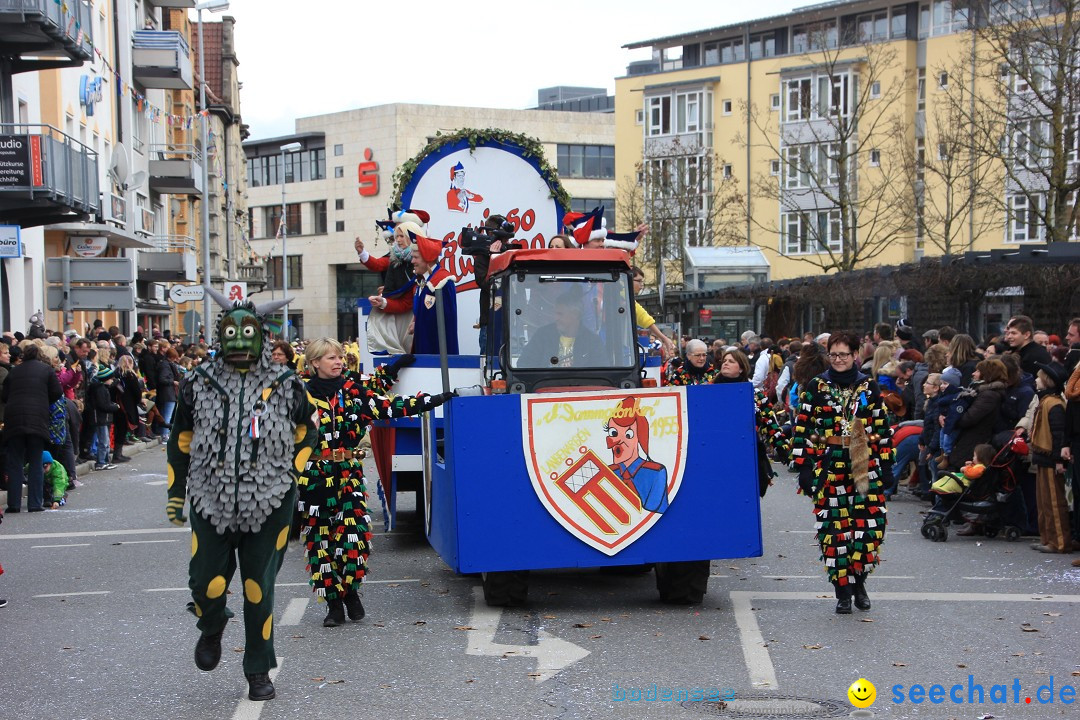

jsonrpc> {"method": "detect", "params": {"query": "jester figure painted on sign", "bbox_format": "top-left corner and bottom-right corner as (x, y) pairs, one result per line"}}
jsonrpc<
(604, 397), (669, 513)
(445, 161), (483, 212)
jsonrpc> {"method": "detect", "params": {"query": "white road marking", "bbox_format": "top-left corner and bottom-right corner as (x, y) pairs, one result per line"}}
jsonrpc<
(230, 657), (283, 720)
(31, 543), (91, 549)
(732, 591), (1080, 690)
(963, 576), (1031, 581)
(113, 539), (178, 545)
(465, 585), (589, 683)
(144, 480), (167, 486)
(144, 587), (190, 593)
(34, 591), (110, 598)
(278, 598), (308, 626)
(0, 527), (190, 541)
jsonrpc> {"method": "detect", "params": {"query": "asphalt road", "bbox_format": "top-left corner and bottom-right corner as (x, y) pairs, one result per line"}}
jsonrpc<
(1, 444), (1078, 720)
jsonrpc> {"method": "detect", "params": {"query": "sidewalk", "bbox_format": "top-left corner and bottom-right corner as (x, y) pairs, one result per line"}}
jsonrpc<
(1, 436), (162, 508)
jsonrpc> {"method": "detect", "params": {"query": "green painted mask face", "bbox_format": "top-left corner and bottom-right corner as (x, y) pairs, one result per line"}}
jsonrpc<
(219, 308), (263, 368)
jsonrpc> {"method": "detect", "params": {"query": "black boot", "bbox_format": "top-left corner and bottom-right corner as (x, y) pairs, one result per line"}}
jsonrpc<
(323, 598), (345, 627)
(113, 449), (131, 463)
(853, 574), (871, 611)
(194, 629), (224, 671)
(343, 590), (365, 621)
(833, 582), (853, 614)
(246, 672), (276, 701)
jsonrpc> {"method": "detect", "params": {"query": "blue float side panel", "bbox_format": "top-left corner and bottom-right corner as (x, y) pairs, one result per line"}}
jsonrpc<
(431, 384), (762, 573)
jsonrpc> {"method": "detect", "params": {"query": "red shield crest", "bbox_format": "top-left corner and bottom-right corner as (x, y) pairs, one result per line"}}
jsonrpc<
(522, 388), (687, 555)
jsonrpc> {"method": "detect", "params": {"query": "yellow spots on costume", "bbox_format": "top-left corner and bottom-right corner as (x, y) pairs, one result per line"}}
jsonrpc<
(294, 425), (307, 444)
(294, 446), (313, 473)
(276, 525), (289, 551)
(167, 464), (175, 490)
(192, 602), (203, 617)
(244, 579), (263, 605)
(262, 387), (273, 402)
(261, 615), (273, 641)
(177, 430), (193, 455)
(207, 575), (227, 599)
(191, 532), (198, 557)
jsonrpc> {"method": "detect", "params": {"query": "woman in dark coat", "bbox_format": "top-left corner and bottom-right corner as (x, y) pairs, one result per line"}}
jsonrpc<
(155, 348), (180, 440)
(111, 355), (144, 463)
(948, 358), (1008, 470)
(3, 344), (62, 512)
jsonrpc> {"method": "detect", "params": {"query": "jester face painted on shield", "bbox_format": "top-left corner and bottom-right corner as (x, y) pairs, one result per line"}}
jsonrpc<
(604, 397), (669, 514)
(165, 287), (317, 702)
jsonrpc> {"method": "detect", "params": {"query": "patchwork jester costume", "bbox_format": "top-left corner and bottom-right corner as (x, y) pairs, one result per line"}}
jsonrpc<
(166, 293), (317, 701)
(298, 363), (452, 612)
(790, 370), (893, 595)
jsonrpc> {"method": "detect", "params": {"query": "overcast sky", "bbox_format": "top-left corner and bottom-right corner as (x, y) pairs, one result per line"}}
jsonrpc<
(207, 0), (804, 141)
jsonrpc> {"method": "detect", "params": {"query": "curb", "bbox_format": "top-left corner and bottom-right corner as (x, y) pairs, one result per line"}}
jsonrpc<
(76, 437), (163, 477)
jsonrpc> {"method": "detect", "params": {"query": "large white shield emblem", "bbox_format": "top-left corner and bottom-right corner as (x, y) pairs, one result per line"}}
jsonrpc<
(522, 388), (688, 556)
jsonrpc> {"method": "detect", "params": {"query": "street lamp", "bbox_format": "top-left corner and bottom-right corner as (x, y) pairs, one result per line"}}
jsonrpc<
(196, 0), (229, 343)
(279, 141), (302, 340)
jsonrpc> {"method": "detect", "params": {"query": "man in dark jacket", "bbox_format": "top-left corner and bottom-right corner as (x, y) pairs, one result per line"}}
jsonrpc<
(89, 365), (120, 471)
(1004, 315), (1052, 377)
(2, 344), (62, 512)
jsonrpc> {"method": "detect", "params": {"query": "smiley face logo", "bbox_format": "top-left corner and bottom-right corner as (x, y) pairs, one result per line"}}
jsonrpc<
(847, 678), (876, 708)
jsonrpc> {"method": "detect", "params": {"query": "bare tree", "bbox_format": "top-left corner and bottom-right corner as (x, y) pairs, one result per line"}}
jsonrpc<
(740, 37), (913, 272)
(943, 0), (1080, 242)
(616, 137), (742, 289)
(892, 69), (1002, 256)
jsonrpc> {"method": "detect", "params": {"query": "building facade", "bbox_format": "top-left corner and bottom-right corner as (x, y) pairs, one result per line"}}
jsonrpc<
(617, 0), (1080, 336)
(0, 1), (248, 340)
(243, 103), (615, 341)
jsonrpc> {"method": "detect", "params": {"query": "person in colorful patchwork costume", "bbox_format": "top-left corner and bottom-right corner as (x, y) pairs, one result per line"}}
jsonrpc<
(166, 290), (317, 702)
(299, 338), (454, 627)
(790, 331), (893, 614)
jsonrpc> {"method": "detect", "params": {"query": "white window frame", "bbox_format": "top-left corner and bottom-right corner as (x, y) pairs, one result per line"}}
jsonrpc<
(870, 148), (881, 166)
(722, 99), (733, 116)
(784, 77), (812, 122)
(870, 80), (881, 99)
(1007, 193), (1043, 242)
(938, 71), (948, 89)
(770, 93), (781, 111)
(857, 10), (889, 42)
(770, 159), (781, 175)
(917, 68), (926, 111)
(722, 163), (733, 179)
(781, 208), (843, 255)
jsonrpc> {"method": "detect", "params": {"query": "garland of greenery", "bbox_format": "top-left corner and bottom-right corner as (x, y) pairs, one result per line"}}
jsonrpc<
(390, 128), (572, 213)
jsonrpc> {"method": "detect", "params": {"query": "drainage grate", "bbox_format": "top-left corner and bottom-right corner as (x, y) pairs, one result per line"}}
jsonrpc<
(682, 695), (855, 718)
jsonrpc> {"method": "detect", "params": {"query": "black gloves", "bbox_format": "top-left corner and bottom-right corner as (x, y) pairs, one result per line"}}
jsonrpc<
(386, 354), (416, 377)
(427, 391), (457, 408)
(797, 468), (817, 497)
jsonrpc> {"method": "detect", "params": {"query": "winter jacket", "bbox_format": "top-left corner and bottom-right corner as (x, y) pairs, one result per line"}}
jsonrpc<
(948, 380), (1007, 469)
(89, 380), (121, 427)
(939, 384), (967, 437)
(155, 359), (179, 404)
(1015, 341), (1052, 378)
(920, 394), (942, 451)
(994, 374), (1036, 437)
(1, 359), (63, 440)
(138, 351), (159, 392)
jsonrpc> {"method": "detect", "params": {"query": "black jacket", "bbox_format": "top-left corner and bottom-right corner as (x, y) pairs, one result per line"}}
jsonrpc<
(1, 359), (62, 440)
(156, 359), (179, 404)
(949, 381), (1007, 469)
(1016, 341), (1052, 378)
(517, 323), (607, 368)
(139, 350), (159, 391)
(89, 380), (120, 427)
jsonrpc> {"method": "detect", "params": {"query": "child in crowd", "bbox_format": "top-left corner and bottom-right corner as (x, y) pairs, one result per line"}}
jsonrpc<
(917, 372), (944, 496)
(40, 450), (69, 509)
(929, 443), (995, 512)
(89, 365), (120, 472)
(937, 367), (969, 467)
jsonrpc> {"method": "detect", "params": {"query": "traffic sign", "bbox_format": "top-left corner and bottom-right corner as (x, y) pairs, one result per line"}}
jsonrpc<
(170, 284), (205, 304)
(47, 286), (135, 311)
(183, 310), (202, 338)
(46, 257), (134, 283)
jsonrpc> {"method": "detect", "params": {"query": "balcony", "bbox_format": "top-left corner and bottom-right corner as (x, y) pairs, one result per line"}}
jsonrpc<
(148, 144), (204, 195)
(131, 30), (193, 90)
(0, 124), (98, 228)
(137, 234), (198, 282)
(146, 0), (195, 7)
(0, 0), (93, 71)
(237, 263), (267, 290)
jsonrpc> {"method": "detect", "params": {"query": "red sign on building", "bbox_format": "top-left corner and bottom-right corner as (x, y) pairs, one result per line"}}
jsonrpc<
(699, 309), (712, 324)
(358, 148), (378, 197)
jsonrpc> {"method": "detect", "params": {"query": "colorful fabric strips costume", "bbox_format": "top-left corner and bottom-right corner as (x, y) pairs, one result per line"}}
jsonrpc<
(299, 368), (452, 603)
(790, 370), (893, 587)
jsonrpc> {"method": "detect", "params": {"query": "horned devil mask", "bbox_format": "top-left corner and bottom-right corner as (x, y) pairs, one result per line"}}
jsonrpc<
(205, 286), (291, 369)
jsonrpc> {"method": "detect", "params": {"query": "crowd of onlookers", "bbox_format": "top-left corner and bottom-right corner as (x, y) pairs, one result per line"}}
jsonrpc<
(675, 315), (1080, 568)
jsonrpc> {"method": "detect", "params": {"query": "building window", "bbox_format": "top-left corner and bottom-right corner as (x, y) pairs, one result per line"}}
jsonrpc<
(931, 0), (968, 36)
(334, 166), (344, 178)
(267, 255), (304, 290)
(557, 144), (615, 179)
(857, 10), (889, 42)
(645, 89), (710, 138)
(313, 200), (327, 234)
(283, 151), (303, 183)
(770, 93), (780, 111)
(937, 142), (949, 161)
(703, 41), (719, 65)
(722, 99), (733, 115)
(722, 163), (733, 179)
(784, 145), (812, 188)
(782, 209), (843, 255)
(1007, 194), (1042, 242)
(792, 20), (838, 53)
(333, 144), (344, 156)
(770, 159), (781, 175)
(870, 81), (881, 99)
(1012, 118), (1045, 168)
(335, 220), (345, 232)
(310, 148), (326, 180)
(569, 198), (615, 228)
(335, 198), (344, 211)
(917, 68), (926, 111)
(870, 149), (881, 166)
(263, 203), (301, 238)
(647, 95), (671, 136)
(785, 77), (812, 122)
(916, 138), (925, 182)
(635, 109), (644, 125)
(891, 5), (908, 37)
(749, 32), (775, 59)
(938, 71), (948, 90)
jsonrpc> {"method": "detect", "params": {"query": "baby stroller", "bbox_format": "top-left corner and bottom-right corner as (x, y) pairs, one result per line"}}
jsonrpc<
(920, 438), (1027, 543)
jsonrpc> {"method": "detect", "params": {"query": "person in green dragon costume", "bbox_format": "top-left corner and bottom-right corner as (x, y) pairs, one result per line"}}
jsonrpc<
(166, 289), (317, 702)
